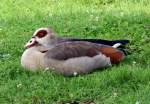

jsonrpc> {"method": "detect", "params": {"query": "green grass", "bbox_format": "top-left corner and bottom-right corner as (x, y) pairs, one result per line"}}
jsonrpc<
(0, 0), (150, 103)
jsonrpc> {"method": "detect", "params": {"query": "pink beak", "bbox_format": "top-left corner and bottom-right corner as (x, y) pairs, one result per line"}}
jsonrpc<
(24, 38), (37, 48)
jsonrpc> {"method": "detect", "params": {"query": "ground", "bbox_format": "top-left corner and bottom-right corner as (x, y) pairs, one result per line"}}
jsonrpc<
(0, 0), (150, 103)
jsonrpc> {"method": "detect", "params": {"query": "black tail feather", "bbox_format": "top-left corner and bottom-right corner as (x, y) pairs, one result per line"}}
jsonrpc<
(69, 38), (130, 46)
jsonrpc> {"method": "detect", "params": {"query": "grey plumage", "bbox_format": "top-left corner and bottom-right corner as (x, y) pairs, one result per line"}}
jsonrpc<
(43, 42), (112, 76)
(44, 53), (111, 76)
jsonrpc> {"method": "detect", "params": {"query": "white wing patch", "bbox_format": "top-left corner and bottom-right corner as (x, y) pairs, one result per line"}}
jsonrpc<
(112, 43), (122, 48)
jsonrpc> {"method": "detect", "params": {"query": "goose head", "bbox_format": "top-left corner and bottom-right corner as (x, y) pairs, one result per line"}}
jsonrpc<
(25, 28), (57, 49)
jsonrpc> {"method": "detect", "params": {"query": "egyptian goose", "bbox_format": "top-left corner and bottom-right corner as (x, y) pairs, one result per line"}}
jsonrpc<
(21, 28), (129, 76)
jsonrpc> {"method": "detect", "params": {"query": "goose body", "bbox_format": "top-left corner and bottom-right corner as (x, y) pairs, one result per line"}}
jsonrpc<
(21, 42), (113, 76)
(21, 28), (128, 76)
(21, 41), (124, 76)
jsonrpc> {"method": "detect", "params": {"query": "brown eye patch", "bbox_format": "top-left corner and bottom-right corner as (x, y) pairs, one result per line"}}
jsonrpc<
(36, 30), (47, 38)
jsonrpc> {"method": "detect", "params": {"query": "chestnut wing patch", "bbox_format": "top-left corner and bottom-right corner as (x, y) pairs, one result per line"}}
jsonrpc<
(100, 47), (125, 64)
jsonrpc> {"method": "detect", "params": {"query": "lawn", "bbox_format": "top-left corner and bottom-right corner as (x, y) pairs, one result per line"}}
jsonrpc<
(0, 0), (150, 103)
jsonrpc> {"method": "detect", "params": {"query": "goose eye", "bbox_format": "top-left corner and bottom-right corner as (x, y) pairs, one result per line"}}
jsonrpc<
(36, 30), (47, 38)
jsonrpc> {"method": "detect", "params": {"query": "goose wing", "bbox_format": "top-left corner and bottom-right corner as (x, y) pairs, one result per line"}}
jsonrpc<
(45, 41), (101, 60)
(45, 41), (125, 63)
(43, 41), (125, 76)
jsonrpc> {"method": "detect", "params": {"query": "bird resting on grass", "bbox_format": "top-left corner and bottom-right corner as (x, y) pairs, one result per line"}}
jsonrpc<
(21, 28), (129, 76)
